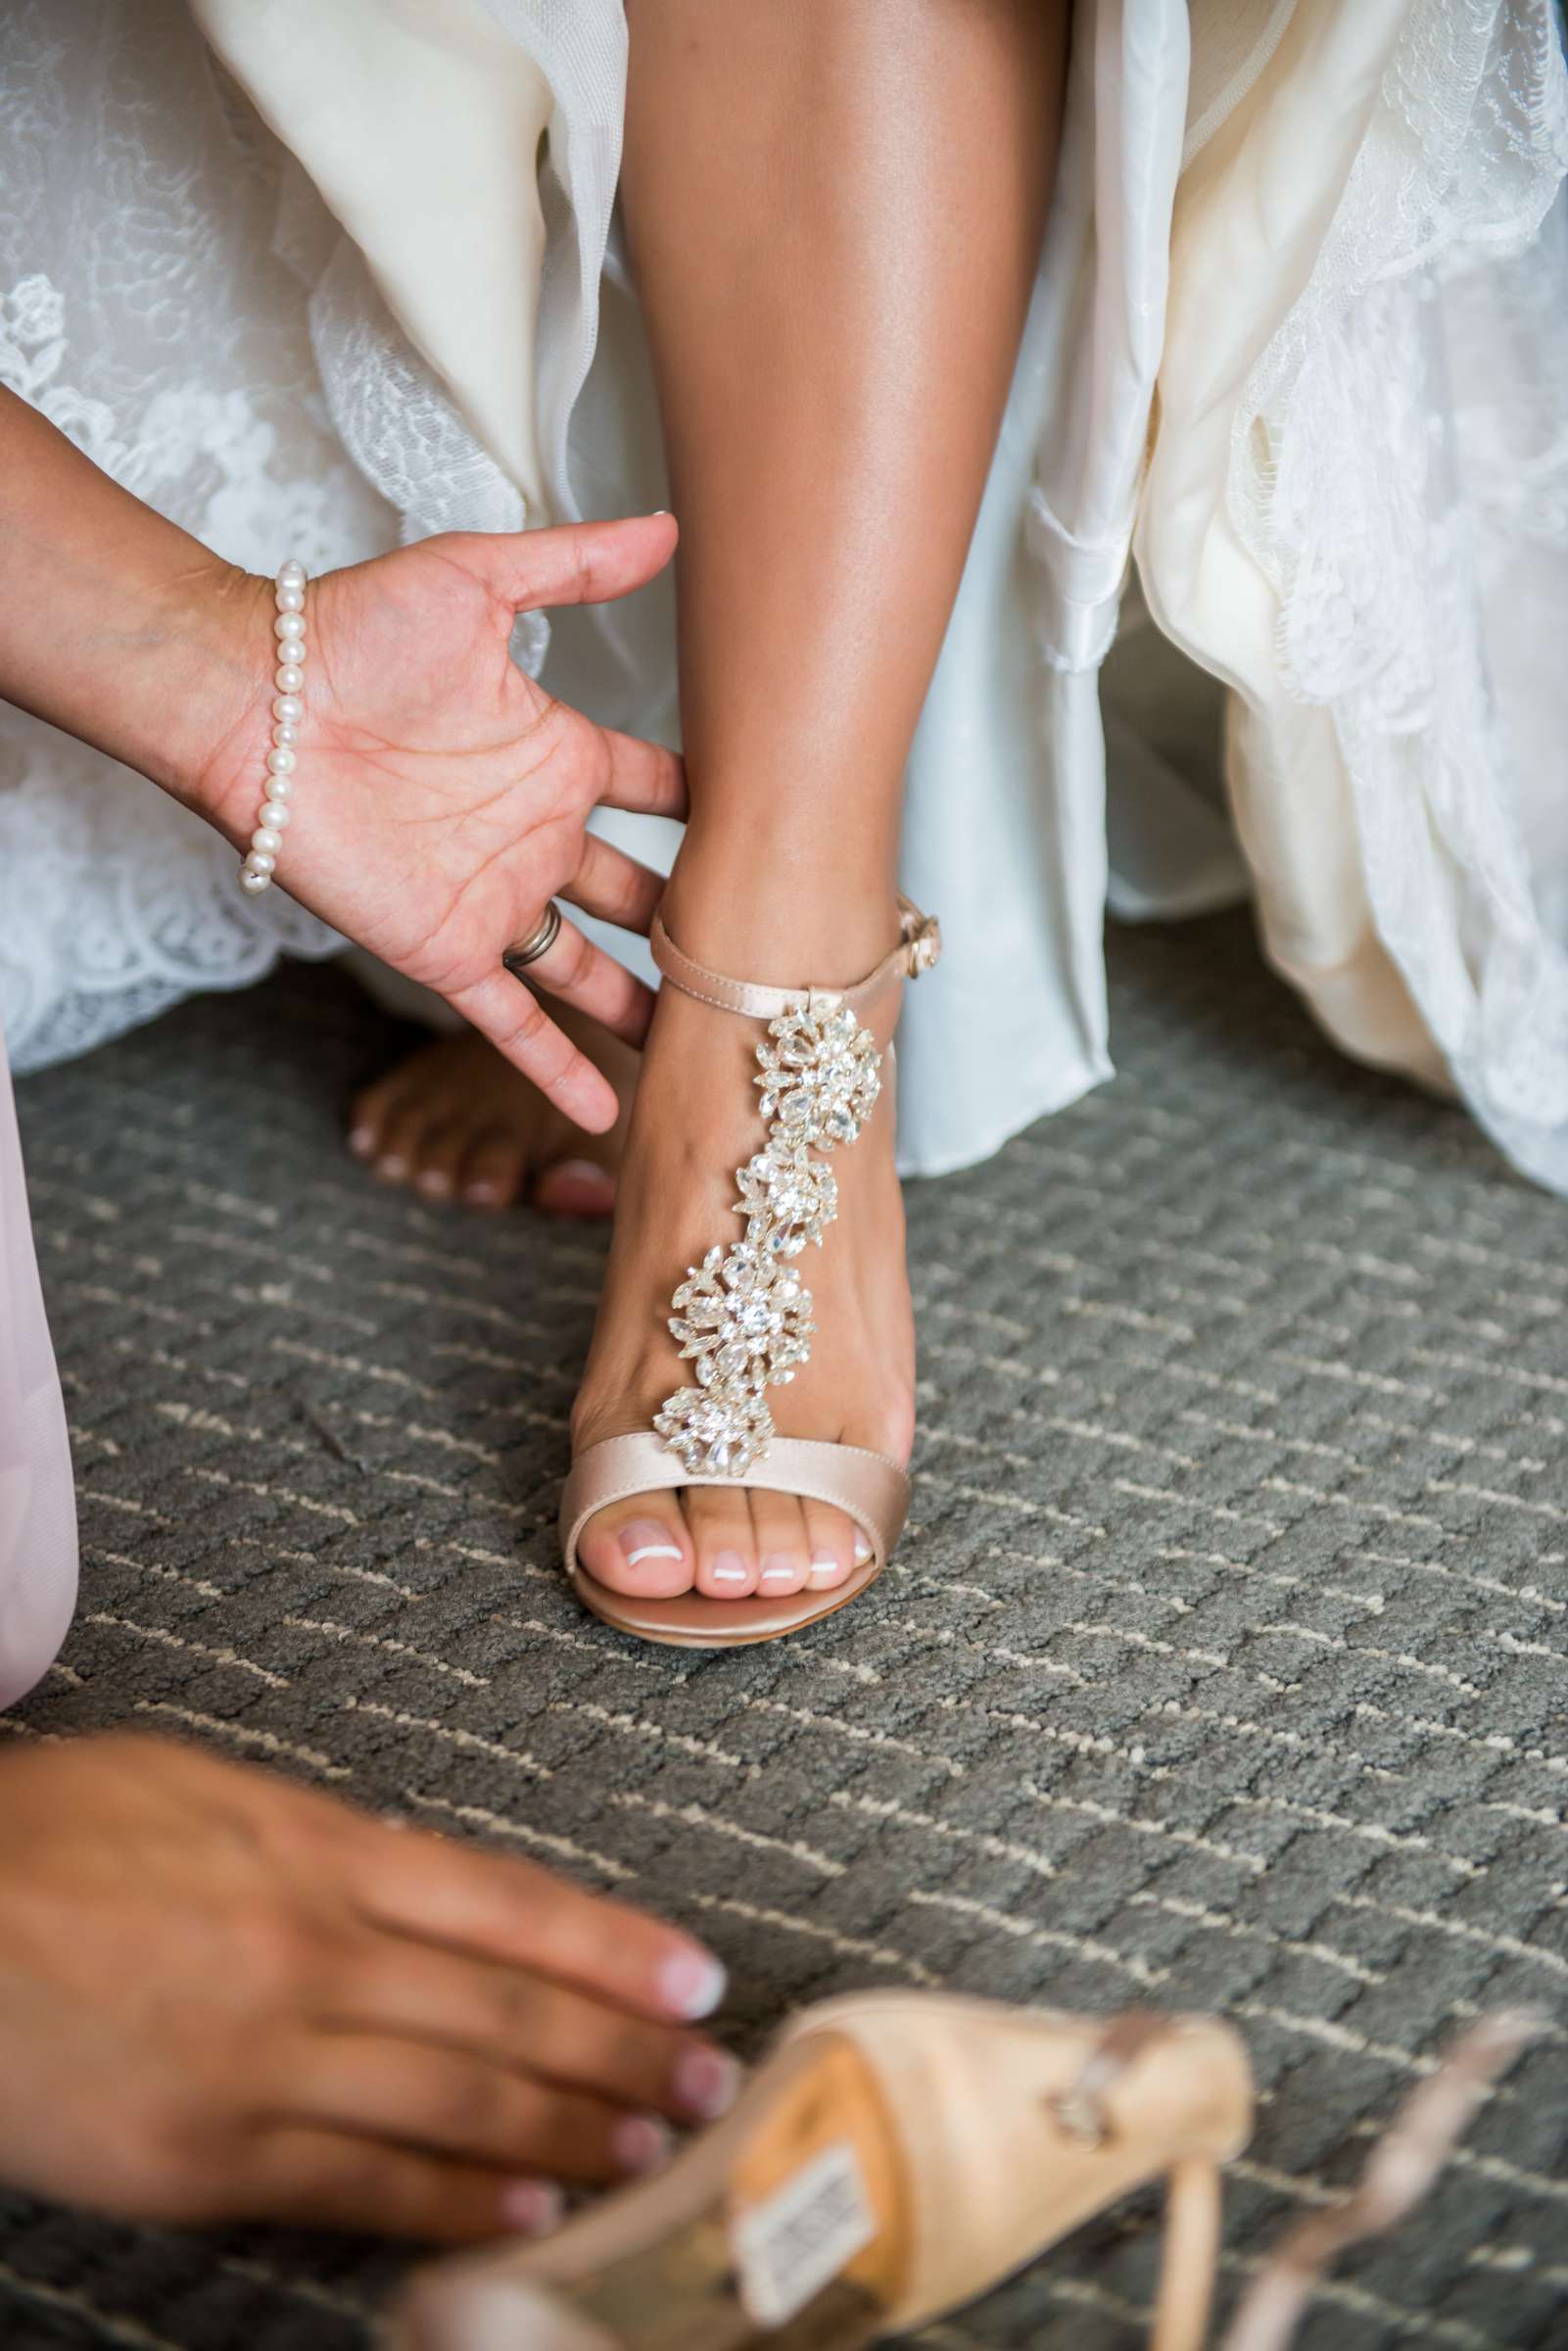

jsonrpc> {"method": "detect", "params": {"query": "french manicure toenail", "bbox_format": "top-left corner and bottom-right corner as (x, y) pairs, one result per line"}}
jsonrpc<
(661, 1946), (728, 2020)
(621, 1520), (684, 1569)
(807, 1559), (841, 1587)
(675, 2045), (742, 2121)
(499, 2179), (564, 2234)
(614, 2114), (673, 2175)
(853, 1533), (873, 1563)
(710, 1550), (749, 1583)
(761, 1557), (796, 1584)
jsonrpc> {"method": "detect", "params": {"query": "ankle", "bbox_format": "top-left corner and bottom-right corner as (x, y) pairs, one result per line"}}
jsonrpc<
(664, 832), (902, 988)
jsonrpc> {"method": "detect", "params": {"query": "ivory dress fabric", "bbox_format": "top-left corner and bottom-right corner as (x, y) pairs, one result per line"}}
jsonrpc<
(0, 2), (1564, 1695)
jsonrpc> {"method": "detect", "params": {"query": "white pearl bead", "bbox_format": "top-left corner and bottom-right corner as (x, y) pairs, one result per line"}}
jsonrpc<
(275, 663), (304, 693)
(240, 868), (271, 894)
(252, 825), (282, 854)
(263, 770), (294, 798)
(274, 585), (305, 612)
(266, 745), (297, 775)
(245, 848), (276, 875)
(271, 722), (298, 748)
(271, 694), (303, 722)
(274, 611), (306, 641)
(260, 799), (291, 830)
(276, 557), (305, 589)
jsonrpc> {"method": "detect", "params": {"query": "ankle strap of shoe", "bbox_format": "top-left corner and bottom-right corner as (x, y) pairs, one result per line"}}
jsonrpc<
(650, 894), (941, 1021)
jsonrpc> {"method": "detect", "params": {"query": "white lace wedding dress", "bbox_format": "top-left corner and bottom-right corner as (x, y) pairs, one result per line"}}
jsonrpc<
(2, 0), (1565, 1702)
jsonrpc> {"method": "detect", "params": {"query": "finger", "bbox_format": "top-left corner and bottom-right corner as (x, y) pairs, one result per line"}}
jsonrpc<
(282, 2035), (669, 2183)
(596, 727), (688, 820)
(326, 1941), (739, 2124)
(346, 1821), (726, 2025)
(560, 835), (664, 937)
(444, 969), (619, 1133)
(453, 513), (678, 614)
(240, 2127), (557, 2244)
(504, 915), (655, 1047)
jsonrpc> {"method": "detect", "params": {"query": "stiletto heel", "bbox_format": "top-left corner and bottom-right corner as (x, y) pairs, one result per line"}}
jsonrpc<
(1152, 2158), (1223, 2351)
(563, 897), (941, 1647)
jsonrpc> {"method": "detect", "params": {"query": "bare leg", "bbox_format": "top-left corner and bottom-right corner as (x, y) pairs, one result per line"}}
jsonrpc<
(575, 0), (1067, 1599)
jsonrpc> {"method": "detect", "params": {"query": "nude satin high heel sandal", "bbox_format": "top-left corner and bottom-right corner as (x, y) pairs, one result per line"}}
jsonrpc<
(561, 897), (942, 1647)
(392, 1992), (1254, 2351)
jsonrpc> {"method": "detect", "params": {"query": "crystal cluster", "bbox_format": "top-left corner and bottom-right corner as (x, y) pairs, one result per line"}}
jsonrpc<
(652, 998), (881, 1476)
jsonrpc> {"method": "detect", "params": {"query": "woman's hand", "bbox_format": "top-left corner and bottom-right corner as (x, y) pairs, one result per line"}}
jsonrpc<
(199, 518), (682, 1132)
(0, 1734), (737, 2240)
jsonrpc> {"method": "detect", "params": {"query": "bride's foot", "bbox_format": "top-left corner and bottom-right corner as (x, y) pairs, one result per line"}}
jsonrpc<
(348, 1008), (636, 1218)
(569, 893), (916, 1605)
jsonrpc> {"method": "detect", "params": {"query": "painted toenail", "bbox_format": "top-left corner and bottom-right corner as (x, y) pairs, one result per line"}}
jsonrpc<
(709, 1551), (749, 1584)
(620, 1520), (685, 1569)
(853, 1532), (873, 1563)
(674, 2044), (742, 2120)
(348, 1125), (375, 1155)
(613, 2114), (673, 2176)
(464, 1180), (502, 1204)
(376, 1154), (407, 1178)
(760, 1557), (797, 1584)
(416, 1170), (451, 1196)
(807, 1559), (843, 1588)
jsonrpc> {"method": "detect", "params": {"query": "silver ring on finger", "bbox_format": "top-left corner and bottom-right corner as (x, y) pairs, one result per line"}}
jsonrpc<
(502, 900), (562, 978)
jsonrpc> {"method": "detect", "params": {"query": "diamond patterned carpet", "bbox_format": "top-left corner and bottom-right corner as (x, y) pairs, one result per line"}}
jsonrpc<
(4, 909), (1566, 2349)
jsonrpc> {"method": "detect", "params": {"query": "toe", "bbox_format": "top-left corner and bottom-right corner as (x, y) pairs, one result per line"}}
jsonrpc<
(687, 1486), (759, 1599)
(802, 1501), (866, 1593)
(348, 1073), (399, 1164)
(749, 1489), (812, 1600)
(576, 1496), (694, 1598)
(371, 1101), (426, 1188)
(412, 1118), (469, 1202)
(532, 1156), (618, 1221)
(459, 1127), (530, 1211)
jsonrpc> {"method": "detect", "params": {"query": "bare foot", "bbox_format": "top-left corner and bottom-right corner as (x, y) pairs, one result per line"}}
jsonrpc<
(349, 1004), (637, 1218)
(569, 903), (915, 1605)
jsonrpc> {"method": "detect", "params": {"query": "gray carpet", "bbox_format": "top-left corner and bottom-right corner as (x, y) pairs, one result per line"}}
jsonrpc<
(4, 909), (1567, 2351)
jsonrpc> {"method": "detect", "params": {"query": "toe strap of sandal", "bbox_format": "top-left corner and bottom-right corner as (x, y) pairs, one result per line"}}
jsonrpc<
(561, 1434), (909, 1595)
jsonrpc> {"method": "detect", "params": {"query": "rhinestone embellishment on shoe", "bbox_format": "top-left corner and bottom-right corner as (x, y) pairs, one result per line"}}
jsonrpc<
(652, 999), (881, 1476)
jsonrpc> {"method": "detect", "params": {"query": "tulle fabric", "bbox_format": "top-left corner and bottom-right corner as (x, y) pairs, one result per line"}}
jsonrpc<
(0, 1029), (75, 1710)
(0, 0), (1564, 1187)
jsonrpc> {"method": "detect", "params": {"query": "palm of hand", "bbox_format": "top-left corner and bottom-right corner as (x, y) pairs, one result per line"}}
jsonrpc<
(208, 518), (681, 1129)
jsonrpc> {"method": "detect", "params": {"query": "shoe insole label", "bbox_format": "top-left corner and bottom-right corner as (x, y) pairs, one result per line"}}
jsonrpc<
(733, 2139), (878, 2327)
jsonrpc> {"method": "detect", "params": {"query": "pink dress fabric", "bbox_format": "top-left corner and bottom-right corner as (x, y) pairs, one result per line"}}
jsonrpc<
(0, 1028), (76, 1710)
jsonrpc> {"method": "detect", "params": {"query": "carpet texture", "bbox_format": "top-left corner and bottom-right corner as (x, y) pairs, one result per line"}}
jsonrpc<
(4, 910), (1566, 2350)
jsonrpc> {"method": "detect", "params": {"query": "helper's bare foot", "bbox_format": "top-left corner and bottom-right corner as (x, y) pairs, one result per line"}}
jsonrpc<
(570, 870), (915, 1604)
(349, 1002), (637, 1219)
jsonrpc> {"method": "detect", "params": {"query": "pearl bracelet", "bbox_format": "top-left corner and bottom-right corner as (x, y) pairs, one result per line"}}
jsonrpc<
(237, 557), (308, 895)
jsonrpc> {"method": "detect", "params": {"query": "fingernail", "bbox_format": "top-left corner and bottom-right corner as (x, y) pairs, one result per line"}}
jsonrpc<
(661, 1946), (728, 2020)
(620, 1520), (684, 1570)
(674, 2044), (742, 2122)
(499, 2179), (564, 2234)
(614, 2114), (673, 2176)
(853, 1532), (873, 1564)
(710, 1550), (750, 1585)
(806, 1552), (841, 1588)
(761, 1557), (798, 1585)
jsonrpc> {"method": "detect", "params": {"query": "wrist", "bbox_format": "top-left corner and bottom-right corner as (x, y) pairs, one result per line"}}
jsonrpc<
(155, 560), (277, 842)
